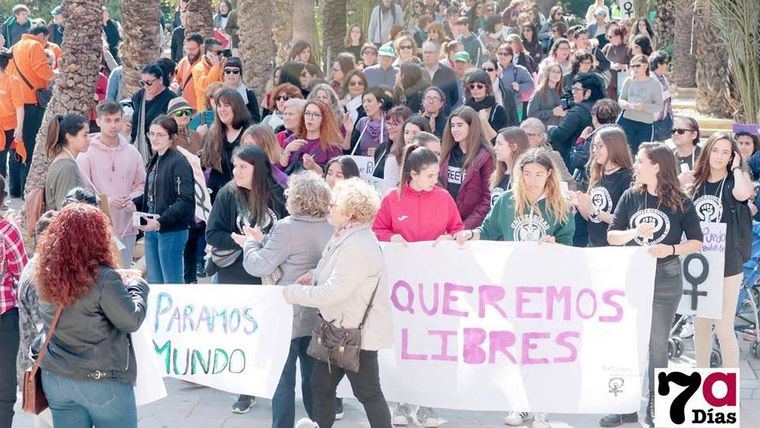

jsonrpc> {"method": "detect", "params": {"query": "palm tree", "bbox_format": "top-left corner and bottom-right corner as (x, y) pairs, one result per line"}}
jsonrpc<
(185, 0), (213, 39)
(693, 0), (737, 118)
(673, 0), (697, 87)
(24, 0), (104, 194)
(654, 0), (674, 51)
(119, 0), (162, 99)
(293, 0), (316, 51)
(322, 0), (347, 67)
(238, 0), (276, 101)
(273, 0), (294, 65)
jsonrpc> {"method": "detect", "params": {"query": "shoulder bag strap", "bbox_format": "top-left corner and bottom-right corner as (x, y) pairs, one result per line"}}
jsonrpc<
(358, 274), (381, 329)
(30, 305), (63, 375)
(11, 53), (35, 90)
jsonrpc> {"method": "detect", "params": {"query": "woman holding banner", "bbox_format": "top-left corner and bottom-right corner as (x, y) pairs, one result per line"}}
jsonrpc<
(241, 171), (334, 428)
(605, 142), (703, 427)
(283, 178), (393, 428)
(690, 133), (754, 369)
(571, 126), (633, 247)
(35, 203), (148, 428)
(372, 144), (462, 426)
(205, 145), (286, 414)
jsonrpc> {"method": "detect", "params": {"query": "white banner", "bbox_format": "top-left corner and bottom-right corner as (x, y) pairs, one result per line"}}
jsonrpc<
(136, 244), (656, 413)
(677, 222), (726, 319)
(374, 242), (656, 413)
(362, 174), (395, 197)
(348, 155), (376, 175)
(137, 284), (293, 398)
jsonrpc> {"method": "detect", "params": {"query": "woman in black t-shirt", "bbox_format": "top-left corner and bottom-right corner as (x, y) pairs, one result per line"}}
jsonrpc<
(572, 126), (633, 247)
(604, 142), (703, 427)
(690, 133), (754, 369)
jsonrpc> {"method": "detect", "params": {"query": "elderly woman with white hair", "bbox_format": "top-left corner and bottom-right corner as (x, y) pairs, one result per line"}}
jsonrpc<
(283, 178), (393, 428)
(520, 118), (576, 191)
(242, 170), (334, 428)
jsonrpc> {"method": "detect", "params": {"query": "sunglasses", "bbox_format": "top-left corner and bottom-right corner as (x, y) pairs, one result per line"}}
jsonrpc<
(468, 82), (486, 90)
(630, 63), (646, 68)
(349, 80), (365, 86)
(496, 51), (511, 56)
(139, 77), (159, 86)
(363, 50), (378, 55)
(224, 68), (241, 75)
(399, 45), (414, 50)
(275, 95), (290, 101)
(482, 67), (495, 72)
(173, 109), (194, 117)
(671, 128), (694, 135)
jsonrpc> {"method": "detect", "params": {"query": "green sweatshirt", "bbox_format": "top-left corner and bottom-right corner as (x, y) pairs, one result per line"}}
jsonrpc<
(477, 190), (575, 244)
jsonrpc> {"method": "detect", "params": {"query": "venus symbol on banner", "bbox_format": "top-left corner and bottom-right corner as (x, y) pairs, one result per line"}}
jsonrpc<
(676, 222), (726, 320)
(618, 0), (635, 18)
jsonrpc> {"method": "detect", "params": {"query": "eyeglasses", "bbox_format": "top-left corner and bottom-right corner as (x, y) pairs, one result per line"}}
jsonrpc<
(399, 45), (414, 50)
(363, 50), (378, 55)
(525, 132), (540, 138)
(211, 50), (223, 56)
(173, 109), (194, 117)
(482, 67), (496, 72)
(671, 128), (694, 135)
(387, 121), (401, 127)
(139, 77), (160, 86)
(224, 68), (241, 75)
(424, 96), (442, 102)
(468, 82), (486, 90)
(275, 95), (290, 101)
(349, 80), (365, 87)
(303, 111), (322, 119)
(496, 50), (510, 56)
(570, 86), (585, 93)
(630, 63), (645, 68)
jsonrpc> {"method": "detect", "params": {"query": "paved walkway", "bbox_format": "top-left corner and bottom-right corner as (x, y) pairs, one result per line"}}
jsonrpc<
(12, 338), (760, 427)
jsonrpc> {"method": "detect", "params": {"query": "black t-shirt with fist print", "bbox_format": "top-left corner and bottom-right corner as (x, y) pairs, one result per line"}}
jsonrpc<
(609, 188), (703, 265)
(588, 169), (633, 247)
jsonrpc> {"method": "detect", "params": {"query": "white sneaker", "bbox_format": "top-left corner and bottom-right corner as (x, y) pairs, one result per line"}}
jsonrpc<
(679, 321), (695, 338)
(504, 411), (532, 425)
(532, 412), (550, 428)
(416, 406), (443, 427)
(392, 402), (412, 425)
(295, 418), (319, 428)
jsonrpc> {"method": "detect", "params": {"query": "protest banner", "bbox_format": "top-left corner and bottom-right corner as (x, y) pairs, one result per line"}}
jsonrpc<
(373, 241), (656, 413)
(138, 284), (293, 398)
(348, 155), (376, 175)
(363, 174), (395, 197)
(676, 222), (726, 319)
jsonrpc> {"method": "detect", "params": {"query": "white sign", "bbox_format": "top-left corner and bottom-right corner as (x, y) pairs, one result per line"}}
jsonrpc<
(677, 222), (726, 319)
(362, 174), (395, 197)
(374, 242), (656, 413)
(617, 0), (635, 19)
(139, 284), (293, 398)
(348, 155), (376, 175)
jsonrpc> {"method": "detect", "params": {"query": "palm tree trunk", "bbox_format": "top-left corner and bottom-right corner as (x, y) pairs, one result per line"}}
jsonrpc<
(24, 0), (103, 194)
(654, 0), (674, 50)
(323, 0), (347, 68)
(673, 0), (697, 87)
(273, 0), (294, 65)
(293, 0), (316, 49)
(186, 0), (213, 39)
(693, 0), (737, 117)
(120, 0), (162, 99)
(238, 0), (276, 101)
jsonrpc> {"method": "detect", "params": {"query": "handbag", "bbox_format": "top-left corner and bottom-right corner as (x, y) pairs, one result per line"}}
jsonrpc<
(24, 187), (46, 237)
(12, 54), (53, 108)
(307, 277), (380, 373)
(22, 305), (63, 414)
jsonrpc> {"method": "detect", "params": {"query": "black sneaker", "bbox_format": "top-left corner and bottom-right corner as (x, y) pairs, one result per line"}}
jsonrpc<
(599, 412), (638, 427)
(232, 395), (255, 414)
(335, 397), (344, 420)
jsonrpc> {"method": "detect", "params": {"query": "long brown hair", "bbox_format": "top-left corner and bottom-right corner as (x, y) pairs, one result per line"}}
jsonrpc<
(491, 127), (530, 188)
(35, 203), (119, 307)
(587, 126), (633, 191)
(512, 148), (569, 224)
(440, 106), (495, 169)
(201, 88), (252, 172)
(633, 142), (687, 211)
(391, 115), (430, 167)
(241, 124), (282, 165)
(692, 132), (741, 192)
(298, 100), (343, 153)
(397, 144), (439, 197)
(45, 113), (88, 157)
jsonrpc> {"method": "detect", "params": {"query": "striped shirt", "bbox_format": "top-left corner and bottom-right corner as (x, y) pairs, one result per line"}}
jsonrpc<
(0, 218), (28, 315)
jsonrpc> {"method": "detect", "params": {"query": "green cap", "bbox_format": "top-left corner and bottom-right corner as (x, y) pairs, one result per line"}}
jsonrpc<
(378, 44), (396, 58)
(453, 51), (471, 63)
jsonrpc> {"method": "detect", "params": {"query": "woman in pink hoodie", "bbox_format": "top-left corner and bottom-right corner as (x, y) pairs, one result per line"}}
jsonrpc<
(371, 143), (462, 426)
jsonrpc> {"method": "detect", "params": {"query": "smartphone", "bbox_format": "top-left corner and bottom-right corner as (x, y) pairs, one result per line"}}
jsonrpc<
(132, 212), (159, 227)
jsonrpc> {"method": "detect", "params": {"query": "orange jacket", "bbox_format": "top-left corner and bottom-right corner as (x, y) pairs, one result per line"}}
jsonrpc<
(7, 34), (54, 104)
(0, 73), (24, 131)
(175, 56), (201, 110)
(191, 58), (222, 110)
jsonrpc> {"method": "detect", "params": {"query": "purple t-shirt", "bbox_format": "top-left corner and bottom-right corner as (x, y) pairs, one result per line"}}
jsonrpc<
(283, 135), (343, 168)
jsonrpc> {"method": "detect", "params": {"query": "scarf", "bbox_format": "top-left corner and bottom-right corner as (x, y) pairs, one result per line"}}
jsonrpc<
(466, 95), (496, 112)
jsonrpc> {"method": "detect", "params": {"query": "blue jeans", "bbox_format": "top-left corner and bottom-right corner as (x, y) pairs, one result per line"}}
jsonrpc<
(41, 370), (137, 428)
(617, 115), (654, 154)
(0, 308), (19, 428)
(145, 229), (188, 284)
(272, 336), (315, 428)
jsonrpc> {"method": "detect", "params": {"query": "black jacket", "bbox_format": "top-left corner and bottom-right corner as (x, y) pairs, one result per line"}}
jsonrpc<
(243, 88), (261, 123)
(38, 268), (149, 385)
(130, 88), (177, 144)
(1, 17), (30, 48)
(401, 79), (430, 114)
(170, 26), (185, 64)
(548, 100), (594, 165)
(431, 64), (460, 115)
(103, 19), (121, 61)
(134, 147), (195, 232)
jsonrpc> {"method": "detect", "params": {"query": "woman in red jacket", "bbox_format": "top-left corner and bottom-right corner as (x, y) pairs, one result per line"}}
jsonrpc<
(439, 106), (496, 228)
(371, 143), (462, 426)
(374, 144), (464, 244)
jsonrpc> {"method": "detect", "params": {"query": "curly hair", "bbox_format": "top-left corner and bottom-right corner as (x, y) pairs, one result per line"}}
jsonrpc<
(286, 171), (332, 218)
(34, 203), (118, 307)
(332, 178), (380, 224)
